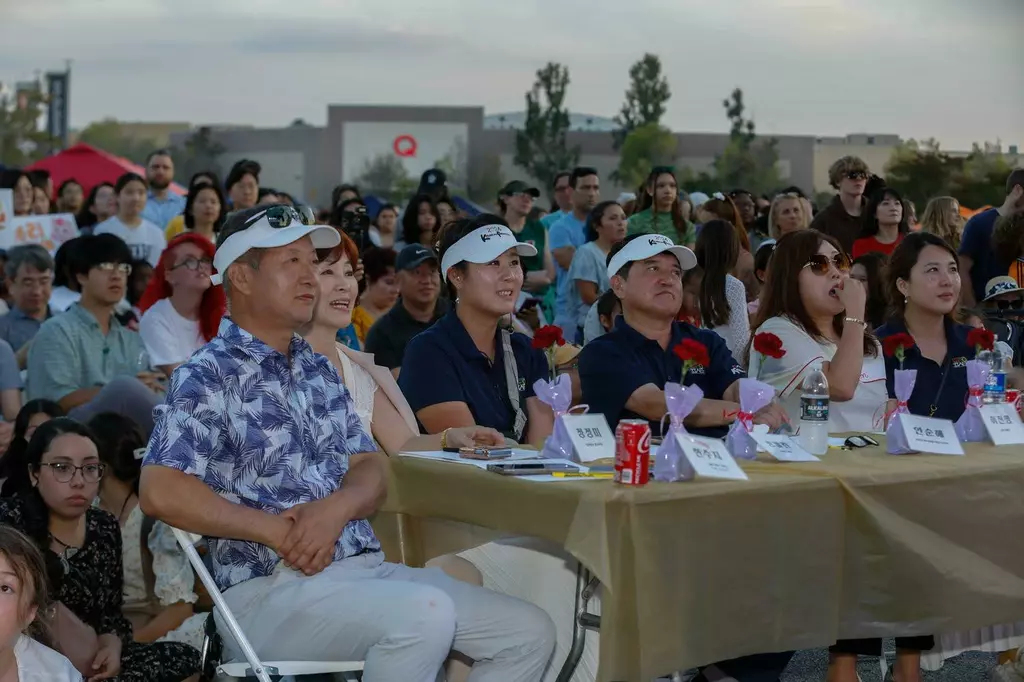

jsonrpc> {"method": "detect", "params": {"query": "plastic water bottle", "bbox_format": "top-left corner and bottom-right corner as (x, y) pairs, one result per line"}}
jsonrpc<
(982, 344), (1009, 404)
(798, 363), (830, 455)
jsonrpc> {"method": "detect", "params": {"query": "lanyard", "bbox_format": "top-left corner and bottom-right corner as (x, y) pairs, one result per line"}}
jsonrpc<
(928, 356), (953, 418)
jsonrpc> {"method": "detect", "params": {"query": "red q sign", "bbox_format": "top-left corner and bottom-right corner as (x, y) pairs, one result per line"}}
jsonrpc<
(393, 134), (418, 158)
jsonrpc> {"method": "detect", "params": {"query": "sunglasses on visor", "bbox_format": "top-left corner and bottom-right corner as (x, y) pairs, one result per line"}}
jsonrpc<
(244, 205), (316, 229)
(803, 253), (851, 275)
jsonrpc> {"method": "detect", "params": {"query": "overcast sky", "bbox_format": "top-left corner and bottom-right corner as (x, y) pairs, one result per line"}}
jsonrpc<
(2, 0), (1020, 150)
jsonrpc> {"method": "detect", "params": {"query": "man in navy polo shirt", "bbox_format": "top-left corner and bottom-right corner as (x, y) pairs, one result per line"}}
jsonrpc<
(959, 167), (1024, 306)
(579, 233), (786, 438)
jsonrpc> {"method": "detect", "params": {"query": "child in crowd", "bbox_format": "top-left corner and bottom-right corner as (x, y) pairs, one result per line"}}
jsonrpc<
(0, 524), (82, 680)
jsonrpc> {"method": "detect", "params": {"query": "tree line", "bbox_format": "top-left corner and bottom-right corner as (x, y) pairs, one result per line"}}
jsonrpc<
(1, 67), (1014, 209)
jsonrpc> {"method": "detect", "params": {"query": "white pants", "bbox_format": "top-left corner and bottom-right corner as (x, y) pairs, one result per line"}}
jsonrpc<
(215, 551), (556, 682)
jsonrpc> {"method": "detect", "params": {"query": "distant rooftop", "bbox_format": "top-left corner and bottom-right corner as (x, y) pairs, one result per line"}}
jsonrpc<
(485, 111), (619, 132)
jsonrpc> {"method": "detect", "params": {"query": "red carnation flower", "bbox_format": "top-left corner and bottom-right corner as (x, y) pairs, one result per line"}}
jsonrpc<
(753, 332), (786, 359)
(882, 332), (915, 369)
(531, 325), (566, 350)
(967, 327), (995, 353)
(673, 338), (710, 370)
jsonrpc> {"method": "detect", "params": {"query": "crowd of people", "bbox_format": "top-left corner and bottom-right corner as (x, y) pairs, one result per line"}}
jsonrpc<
(0, 148), (1021, 682)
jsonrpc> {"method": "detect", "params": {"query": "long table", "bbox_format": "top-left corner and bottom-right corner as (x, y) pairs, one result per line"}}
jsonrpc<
(370, 440), (1024, 681)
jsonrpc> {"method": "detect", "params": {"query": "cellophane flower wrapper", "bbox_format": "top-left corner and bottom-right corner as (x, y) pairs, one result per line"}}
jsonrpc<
(533, 374), (577, 460)
(653, 383), (703, 482)
(955, 360), (990, 442)
(886, 369), (918, 454)
(726, 379), (775, 460)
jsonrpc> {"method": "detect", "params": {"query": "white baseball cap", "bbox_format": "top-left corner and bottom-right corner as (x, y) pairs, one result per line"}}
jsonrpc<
(606, 233), (698, 279)
(440, 224), (538, 282)
(210, 206), (341, 286)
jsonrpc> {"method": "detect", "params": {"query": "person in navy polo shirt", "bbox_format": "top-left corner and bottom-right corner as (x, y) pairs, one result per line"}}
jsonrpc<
(579, 233), (787, 439)
(400, 214), (555, 446)
(876, 232), (990, 423)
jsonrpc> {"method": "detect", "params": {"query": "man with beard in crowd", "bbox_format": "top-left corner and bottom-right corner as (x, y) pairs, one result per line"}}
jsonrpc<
(141, 149), (185, 229)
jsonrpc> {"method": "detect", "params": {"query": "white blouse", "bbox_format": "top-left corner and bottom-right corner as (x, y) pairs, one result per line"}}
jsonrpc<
(120, 505), (206, 649)
(15, 634), (82, 681)
(708, 274), (751, 366)
(337, 348), (378, 434)
(749, 316), (887, 434)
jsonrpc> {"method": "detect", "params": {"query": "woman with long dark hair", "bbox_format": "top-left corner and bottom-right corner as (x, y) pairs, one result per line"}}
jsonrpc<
(0, 418), (201, 681)
(852, 187), (910, 258)
(0, 399), (65, 494)
(747, 231), (883, 433)
(138, 233), (226, 376)
(875, 232), (979, 422)
(162, 172), (222, 241)
(627, 167), (694, 246)
(567, 200), (627, 342)
(400, 194), (441, 249)
(89, 413), (207, 649)
(75, 182), (116, 234)
(1, 171), (34, 217)
(163, 181), (225, 244)
(695, 219), (749, 362)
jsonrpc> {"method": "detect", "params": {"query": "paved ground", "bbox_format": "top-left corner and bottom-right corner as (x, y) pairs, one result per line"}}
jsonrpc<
(782, 646), (1000, 681)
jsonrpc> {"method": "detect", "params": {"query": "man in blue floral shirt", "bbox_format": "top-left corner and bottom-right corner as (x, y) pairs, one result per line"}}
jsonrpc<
(140, 205), (554, 681)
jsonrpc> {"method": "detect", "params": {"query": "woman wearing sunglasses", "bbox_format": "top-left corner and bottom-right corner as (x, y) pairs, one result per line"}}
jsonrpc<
(138, 233), (226, 377)
(0, 418), (201, 682)
(747, 230), (886, 434)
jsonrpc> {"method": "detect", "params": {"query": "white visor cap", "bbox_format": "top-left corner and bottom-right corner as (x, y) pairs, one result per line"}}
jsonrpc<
(439, 224), (538, 282)
(210, 209), (341, 286)
(606, 233), (698, 280)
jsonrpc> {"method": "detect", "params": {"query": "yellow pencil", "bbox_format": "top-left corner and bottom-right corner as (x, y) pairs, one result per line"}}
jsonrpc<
(551, 471), (614, 479)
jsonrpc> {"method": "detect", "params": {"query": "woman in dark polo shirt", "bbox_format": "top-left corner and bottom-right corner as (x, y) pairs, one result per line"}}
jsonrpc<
(841, 232), (959, 681)
(399, 214), (555, 446)
(876, 232), (977, 423)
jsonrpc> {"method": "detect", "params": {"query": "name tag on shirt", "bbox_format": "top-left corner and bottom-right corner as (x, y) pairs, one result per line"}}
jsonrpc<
(899, 415), (964, 455)
(980, 404), (1024, 445)
(675, 434), (749, 480)
(750, 429), (820, 462)
(563, 414), (614, 462)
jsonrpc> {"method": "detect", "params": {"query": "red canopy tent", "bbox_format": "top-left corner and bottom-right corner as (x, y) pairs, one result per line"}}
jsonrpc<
(26, 143), (187, 197)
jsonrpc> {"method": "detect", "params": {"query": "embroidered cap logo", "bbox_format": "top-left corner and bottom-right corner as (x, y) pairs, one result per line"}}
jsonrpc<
(479, 226), (506, 243)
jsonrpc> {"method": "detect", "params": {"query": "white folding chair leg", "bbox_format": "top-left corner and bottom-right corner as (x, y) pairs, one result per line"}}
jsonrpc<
(171, 527), (275, 682)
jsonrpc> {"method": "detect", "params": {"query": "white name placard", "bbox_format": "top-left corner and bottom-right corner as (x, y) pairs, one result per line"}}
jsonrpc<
(900, 415), (964, 456)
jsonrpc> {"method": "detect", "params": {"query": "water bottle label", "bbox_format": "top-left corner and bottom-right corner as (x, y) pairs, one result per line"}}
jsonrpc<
(984, 372), (1007, 393)
(800, 396), (829, 422)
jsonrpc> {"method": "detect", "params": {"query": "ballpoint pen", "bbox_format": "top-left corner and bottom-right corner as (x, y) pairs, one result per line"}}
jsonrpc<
(551, 471), (614, 479)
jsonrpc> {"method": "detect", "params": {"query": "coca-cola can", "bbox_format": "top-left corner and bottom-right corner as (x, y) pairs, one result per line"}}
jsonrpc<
(615, 419), (651, 486)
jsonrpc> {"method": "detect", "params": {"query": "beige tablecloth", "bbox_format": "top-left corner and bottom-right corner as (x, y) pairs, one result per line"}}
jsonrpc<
(371, 440), (1024, 681)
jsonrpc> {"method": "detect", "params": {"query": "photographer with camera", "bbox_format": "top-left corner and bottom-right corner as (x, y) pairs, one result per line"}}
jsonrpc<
(331, 198), (374, 255)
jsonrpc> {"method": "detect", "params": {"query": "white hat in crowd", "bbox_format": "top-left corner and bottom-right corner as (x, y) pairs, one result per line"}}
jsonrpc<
(440, 224), (538, 282)
(211, 205), (340, 286)
(606, 234), (698, 280)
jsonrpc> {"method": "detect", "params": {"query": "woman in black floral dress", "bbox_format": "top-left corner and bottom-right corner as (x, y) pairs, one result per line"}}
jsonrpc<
(0, 417), (200, 681)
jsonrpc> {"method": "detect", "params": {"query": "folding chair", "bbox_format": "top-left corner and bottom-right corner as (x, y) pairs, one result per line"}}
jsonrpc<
(171, 527), (365, 682)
